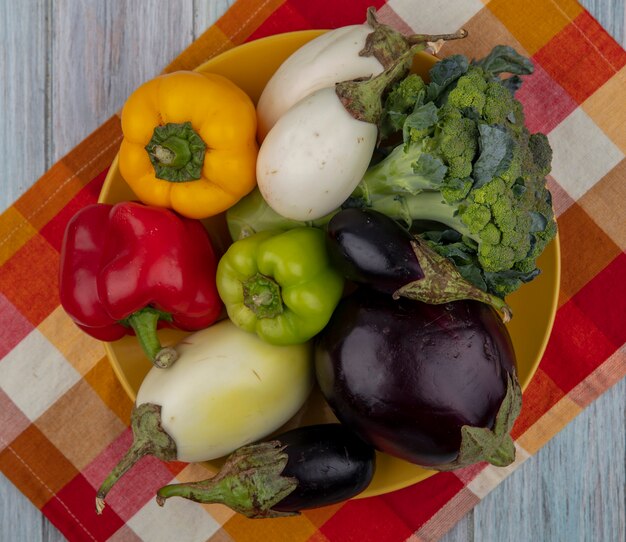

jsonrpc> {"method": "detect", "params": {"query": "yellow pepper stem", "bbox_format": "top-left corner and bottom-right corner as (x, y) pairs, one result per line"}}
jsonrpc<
(145, 121), (207, 182)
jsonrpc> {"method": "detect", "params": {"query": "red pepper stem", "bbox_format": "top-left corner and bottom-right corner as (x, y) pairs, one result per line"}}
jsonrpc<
(124, 308), (179, 368)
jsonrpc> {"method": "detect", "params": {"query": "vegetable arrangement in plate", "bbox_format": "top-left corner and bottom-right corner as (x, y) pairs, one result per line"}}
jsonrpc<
(57, 6), (559, 520)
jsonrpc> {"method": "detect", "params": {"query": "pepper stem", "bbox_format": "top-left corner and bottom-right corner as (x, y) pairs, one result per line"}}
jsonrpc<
(156, 441), (298, 519)
(95, 403), (177, 514)
(145, 121), (206, 182)
(123, 307), (179, 368)
(393, 238), (513, 322)
(242, 273), (284, 319)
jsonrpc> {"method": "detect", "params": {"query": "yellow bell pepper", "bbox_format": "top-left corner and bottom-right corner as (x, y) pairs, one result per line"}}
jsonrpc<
(118, 71), (258, 219)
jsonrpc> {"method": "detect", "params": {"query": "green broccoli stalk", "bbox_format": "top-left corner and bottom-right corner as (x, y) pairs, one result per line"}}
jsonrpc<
(348, 46), (557, 297)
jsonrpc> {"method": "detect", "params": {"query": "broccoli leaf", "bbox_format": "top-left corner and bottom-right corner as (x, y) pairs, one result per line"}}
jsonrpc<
(402, 102), (439, 143)
(529, 211), (548, 232)
(484, 267), (540, 297)
(473, 124), (515, 188)
(473, 45), (534, 76)
(410, 154), (447, 189)
(502, 75), (523, 95)
(427, 55), (469, 101)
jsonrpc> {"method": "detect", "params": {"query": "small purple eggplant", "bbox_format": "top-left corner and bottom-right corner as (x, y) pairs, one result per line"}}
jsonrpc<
(326, 208), (512, 322)
(155, 424), (375, 518)
(315, 289), (521, 469)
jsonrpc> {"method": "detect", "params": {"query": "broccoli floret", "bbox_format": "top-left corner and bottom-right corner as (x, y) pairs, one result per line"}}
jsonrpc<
(447, 67), (488, 113)
(380, 74), (427, 139)
(483, 81), (516, 124)
(351, 47), (557, 297)
(428, 105), (479, 179)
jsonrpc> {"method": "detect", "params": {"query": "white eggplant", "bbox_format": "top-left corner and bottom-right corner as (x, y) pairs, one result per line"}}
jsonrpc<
(256, 24), (383, 141)
(257, 86), (378, 221)
(96, 320), (313, 513)
(256, 41), (420, 222)
(257, 7), (469, 141)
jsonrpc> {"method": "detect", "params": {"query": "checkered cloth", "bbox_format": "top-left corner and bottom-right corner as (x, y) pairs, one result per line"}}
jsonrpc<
(1, 1), (624, 540)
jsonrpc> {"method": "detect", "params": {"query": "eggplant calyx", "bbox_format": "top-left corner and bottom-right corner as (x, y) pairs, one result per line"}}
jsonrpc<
(434, 372), (522, 471)
(156, 441), (299, 519)
(360, 7), (412, 69)
(336, 43), (424, 125)
(96, 403), (177, 514)
(392, 237), (513, 322)
(361, 8), (468, 69)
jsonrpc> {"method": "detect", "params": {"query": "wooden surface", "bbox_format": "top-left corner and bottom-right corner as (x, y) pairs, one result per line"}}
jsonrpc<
(0, 1), (624, 540)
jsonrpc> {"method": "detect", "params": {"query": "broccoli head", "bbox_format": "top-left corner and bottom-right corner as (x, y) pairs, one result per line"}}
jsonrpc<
(352, 46), (557, 297)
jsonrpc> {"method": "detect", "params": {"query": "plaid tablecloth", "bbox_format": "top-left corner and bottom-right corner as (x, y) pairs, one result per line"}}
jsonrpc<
(1, 0), (624, 540)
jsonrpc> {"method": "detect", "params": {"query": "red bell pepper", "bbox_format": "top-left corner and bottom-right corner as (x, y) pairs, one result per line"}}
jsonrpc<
(59, 201), (222, 368)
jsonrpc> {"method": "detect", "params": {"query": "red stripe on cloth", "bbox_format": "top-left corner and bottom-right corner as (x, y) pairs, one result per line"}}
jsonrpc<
(380, 472), (466, 531)
(282, 0), (386, 28)
(247, 2), (316, 40)
(42, 472), (125, 542)
(540, 291), (619, 394)
(533, 16), (621, 104)
(0, 234), (60, 327)
(515, 62), (577, 134)
(320, 495), (415, 542)
(248, 0), (387, 40)
(568, 252), (626, 347)
(572, 10), (626, 70)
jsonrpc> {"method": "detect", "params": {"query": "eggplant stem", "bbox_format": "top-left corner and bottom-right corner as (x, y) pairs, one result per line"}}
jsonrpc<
(95, 403), (177, 514)
(407, 28), (468, 45)
(155, 441), (299, 519)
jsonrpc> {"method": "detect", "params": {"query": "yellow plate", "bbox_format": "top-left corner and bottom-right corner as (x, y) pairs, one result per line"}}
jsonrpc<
(99, 30), (561, 498)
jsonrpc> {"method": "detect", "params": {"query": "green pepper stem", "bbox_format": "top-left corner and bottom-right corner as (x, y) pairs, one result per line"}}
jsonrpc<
(96, 404), (177, 514)
(123, 307), (179, 368)
(242, 273), (284, 319)
(145, 121), (206, 182)
(152, 136), (192, 168)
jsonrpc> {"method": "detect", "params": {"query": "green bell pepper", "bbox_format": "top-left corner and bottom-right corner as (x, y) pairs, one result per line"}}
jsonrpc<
(216, 228), (344, 345)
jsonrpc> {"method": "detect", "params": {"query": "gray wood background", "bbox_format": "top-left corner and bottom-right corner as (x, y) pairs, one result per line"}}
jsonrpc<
(0, 1), (624, 541)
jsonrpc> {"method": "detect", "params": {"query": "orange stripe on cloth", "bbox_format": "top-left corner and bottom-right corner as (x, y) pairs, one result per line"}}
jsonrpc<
(10, 117), (121, 234)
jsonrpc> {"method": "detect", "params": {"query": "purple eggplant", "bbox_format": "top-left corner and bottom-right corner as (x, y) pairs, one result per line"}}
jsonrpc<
(326, 207), (424, 294)
(315, 289), (522, 469)
(326, 208), (512, 322)
(155, 424), (375, 518)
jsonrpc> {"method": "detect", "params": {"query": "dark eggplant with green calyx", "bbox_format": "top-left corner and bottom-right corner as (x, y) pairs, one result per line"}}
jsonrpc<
(326, 208), (512, 322)
(315, 289), (522, 469)
(155, 424), (375, 518)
